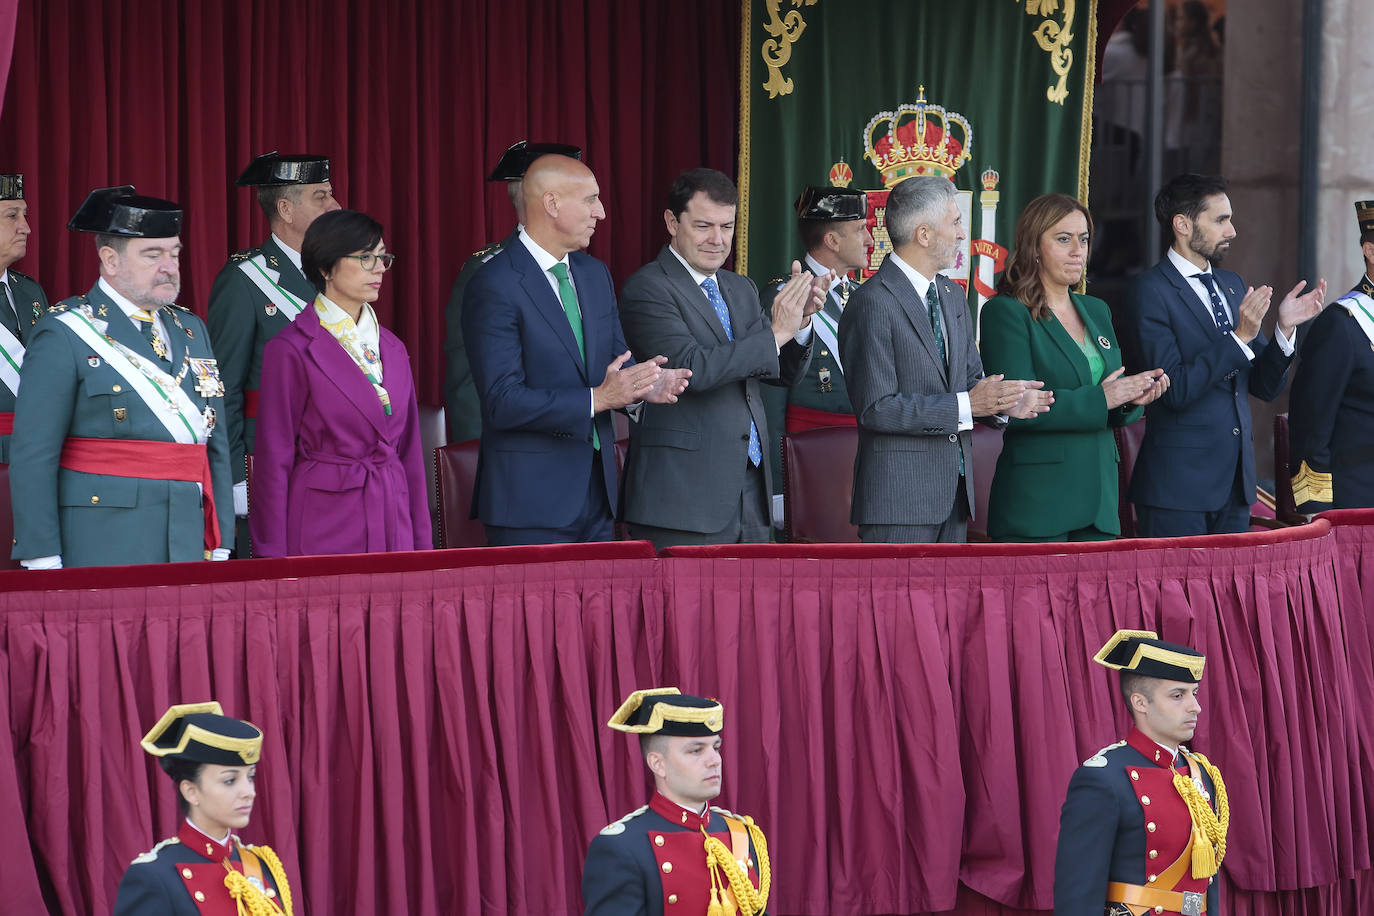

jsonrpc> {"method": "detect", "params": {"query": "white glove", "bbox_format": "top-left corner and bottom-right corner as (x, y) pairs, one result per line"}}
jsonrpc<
(233, 480), (248, 517)
(21, 555), (62, 570)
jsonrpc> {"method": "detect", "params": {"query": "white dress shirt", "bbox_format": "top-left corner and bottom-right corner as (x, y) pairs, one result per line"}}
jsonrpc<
(1166, 247), (1294, 359)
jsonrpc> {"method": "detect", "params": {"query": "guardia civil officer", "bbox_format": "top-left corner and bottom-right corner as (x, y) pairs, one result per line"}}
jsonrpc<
(1287, 199), (1374, 511)
(205, 152), (338, 547)
(114, 702), (295, 915)
(1055, 630), (1229, 916)
(583, 688), (771, 916)
(0, 172), (50, 461)
(442, 139), (581, 443)
(9, 187), (234, 567)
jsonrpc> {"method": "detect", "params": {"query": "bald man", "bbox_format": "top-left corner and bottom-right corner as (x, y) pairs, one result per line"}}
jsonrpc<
(462, 154), (690, 545)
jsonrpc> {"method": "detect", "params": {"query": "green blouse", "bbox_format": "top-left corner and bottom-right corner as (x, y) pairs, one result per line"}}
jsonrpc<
(1075, 330), (1105, 384)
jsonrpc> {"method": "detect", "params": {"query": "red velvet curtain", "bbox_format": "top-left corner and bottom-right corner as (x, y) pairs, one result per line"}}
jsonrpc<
(0, 0), (739, 405)
(3, 523), (1374, 915)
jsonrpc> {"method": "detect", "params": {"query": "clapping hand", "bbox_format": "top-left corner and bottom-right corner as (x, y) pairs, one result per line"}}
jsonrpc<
(1276, 278), (1327, 337)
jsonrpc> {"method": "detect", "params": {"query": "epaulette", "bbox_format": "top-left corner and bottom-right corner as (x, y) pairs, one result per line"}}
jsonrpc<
(470, 242), (503, 263)
(129, 836), (181, 865)
(229, 247), (258, 263)
(168, 303), (192, 312)
(8, 268), (33, 283)
(598, 804), (649, 836)
(1082, 740), (1127, 767)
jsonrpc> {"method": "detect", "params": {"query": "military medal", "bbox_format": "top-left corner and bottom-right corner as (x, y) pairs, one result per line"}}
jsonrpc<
(189, 357), (225, 398)
(184, 326), (194, 339)
(1098, 335), (1111, 349)
(151, 329), (168, 359)
(265, 304), (278, 316)
(88, 356), (101, 367)
(97, 305), (108, 317)
(113, 407), (126, 422)
(203, 406), (217, 432)
(818, 366), (833, 393)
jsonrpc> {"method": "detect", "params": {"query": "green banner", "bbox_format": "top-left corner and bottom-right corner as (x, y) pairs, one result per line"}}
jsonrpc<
(738, 0), (1098, 321)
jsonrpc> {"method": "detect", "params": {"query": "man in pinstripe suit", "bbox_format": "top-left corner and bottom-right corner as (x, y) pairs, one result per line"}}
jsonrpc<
(839, 176), (1053, 543)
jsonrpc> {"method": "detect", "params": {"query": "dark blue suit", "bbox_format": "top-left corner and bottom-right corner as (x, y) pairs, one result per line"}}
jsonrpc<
(1124, 256), (1292, 533)
(462, 237), (625, 543)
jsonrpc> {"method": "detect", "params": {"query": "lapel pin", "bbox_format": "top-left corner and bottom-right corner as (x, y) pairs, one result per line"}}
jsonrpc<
(1098, 335), (1111, 349)
(88, 356), (101, 367)
(265, 304), (278, 317)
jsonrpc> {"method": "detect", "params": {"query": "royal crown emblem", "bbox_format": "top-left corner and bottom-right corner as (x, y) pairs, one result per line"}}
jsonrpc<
(828, 158), (853, 188)
(862, 86), (973, 187)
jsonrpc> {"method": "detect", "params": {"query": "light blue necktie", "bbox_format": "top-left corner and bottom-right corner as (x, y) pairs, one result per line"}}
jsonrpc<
(701, 277), (762, 466)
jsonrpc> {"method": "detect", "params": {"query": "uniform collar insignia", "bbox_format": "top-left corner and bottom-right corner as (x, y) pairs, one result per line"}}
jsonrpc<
(649, 791), (710, 831)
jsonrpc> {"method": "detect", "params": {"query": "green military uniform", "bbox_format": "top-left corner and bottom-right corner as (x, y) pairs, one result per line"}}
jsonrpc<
(442, 139), (582, 443)
(443, 226), (517, 443)
(9, 187), (234, 567)
(0, 267), (50, 462)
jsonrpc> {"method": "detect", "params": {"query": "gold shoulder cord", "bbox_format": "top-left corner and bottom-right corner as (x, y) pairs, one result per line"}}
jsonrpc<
(703, 816), (771, 916)
(222, 844), (293, 916)
(1174, 751), (1230, 878)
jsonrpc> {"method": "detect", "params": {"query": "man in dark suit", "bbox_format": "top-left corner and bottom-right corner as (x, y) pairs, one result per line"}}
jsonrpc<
(206, 152), (337, 551)
(10, 187), (234, 568)
(443, 140), (581, 444)
(1287, 200), (1374, 512)
(619, 168), (825, 547)
(0, 173), (50, 462)
(1055, 630), (1228, 916)
(839, 175), (1051, 543)
(463, 154), (689, 545)
(582, 688), (770, 916)
(1123, 173), (1326, 537)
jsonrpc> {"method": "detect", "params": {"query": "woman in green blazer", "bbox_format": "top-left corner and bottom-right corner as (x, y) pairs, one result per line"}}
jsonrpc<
(980, 194), (1169, 541)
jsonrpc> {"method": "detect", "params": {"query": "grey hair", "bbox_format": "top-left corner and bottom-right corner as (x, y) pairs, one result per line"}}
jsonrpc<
(885, 176), (957, 248)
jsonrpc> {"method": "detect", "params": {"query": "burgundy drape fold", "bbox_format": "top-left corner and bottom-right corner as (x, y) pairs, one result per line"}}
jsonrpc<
(3, 521), (1374, 915)
(0, 0), (738, 406)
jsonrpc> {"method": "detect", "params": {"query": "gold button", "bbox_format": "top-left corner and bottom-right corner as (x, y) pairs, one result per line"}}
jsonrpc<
(1130, 770), (1139, 780)
(1141, 795), (1151, 805)
(112, 384), (122, 393)
(267, 890), (276, 898)
(1147, 822), (1157, 832)
(90, 495), (100, 504)
(668, 895), (678, 905)
(662, 862), (673, 874)
(1147, 874), (1156, 883)
(654, 835), (664, 847)
(181, 868), (193, 879)
(1155, 907), (1164, 914)
(194, 891), (205, 902)
(1149, 850), (1158, 859)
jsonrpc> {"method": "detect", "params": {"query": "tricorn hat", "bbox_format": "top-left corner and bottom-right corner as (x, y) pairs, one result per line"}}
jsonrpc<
(141, 701), (263, 767)
(488, 140), (584, 182)
(0, 174), (23, 200)
(1356, 200), (1374, 235)
(607, 687), (724, 737)
(68, 186), (182, 237)
(1094, 629), (1205, 682)
(795, 185), (867, 221)
(235, 151), (331, 187)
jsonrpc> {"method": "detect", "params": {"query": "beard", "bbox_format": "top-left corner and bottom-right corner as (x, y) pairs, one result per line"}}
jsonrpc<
(1188, 226), (1228, 266)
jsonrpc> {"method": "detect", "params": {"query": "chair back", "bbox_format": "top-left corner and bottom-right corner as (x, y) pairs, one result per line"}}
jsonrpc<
(1114, 419), (1148, 537)
(0, 464), (19, 569)
(1273, 413), (1303, 522)
(434, 441), (487, 548)
(782, 426), (860, 543)
(967, 424), (1004, 540)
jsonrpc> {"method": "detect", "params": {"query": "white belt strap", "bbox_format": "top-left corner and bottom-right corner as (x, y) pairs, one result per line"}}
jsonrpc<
(0, 322), (21, 396)
(1338, 291), (1374, 348)
(57, 310), (206, 444)
(239, 254), (306, 320)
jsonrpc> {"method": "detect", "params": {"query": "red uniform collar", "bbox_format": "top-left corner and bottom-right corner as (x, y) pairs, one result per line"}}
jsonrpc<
(177, 819), (236, 862)
(649, 791), (711, 831)
(1126, 726), (1186, 769)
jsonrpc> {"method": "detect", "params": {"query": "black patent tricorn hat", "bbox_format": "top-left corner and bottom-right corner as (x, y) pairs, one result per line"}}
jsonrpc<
(487, 140), (583, 182)
(235, 151), (331, 187)
(68, 186), (183, 237)
(1094, 629), (1205, 682)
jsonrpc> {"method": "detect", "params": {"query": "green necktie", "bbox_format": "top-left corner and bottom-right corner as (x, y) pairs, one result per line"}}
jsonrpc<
(549, 262), (598, 450)
(926, 281), (963, 476)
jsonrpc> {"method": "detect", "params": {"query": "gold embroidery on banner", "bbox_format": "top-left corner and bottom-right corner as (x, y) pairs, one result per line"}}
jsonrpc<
(1018, 0), (1077, 105)
(760, 0), (818, 99)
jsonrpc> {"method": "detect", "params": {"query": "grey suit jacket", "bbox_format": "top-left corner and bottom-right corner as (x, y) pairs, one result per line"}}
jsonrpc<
(618, 245), (811, 533)
(839, 256), (989, 526)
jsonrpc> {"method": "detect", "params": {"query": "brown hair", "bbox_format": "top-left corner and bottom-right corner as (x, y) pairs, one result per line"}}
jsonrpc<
(995, 192), (1093, 319)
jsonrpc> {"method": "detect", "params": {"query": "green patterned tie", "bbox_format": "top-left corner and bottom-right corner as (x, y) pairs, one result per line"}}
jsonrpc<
(927, 281), (963, 476)
(549, 262), (598, 450)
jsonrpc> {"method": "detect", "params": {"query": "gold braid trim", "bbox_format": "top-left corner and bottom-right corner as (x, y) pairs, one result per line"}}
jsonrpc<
(703, 816), (771, 916)
(253, 845), (294, 916)
(1174, 751), (1229, 878)
(222, 844), (292, 916)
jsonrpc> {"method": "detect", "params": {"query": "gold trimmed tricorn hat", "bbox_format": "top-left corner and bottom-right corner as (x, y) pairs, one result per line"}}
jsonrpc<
(0, 174), (23, 201)
(141, 701), (262, 767)
(1356, 200), (1374, 235)
(1094, 629), (1205, 682)
(607, 687), (724, 737)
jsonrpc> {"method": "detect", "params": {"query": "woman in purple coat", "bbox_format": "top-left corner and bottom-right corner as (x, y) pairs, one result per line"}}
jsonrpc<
(250, 209), (432, 556)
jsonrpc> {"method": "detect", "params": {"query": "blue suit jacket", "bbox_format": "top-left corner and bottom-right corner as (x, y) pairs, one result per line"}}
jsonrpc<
(462, 238), (625, 528)
(1124, 257), (1292, 511)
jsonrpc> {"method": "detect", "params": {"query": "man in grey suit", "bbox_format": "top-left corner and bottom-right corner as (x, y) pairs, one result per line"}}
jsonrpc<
(619, 168), (826, 547)
(839, 176), (1053, 543)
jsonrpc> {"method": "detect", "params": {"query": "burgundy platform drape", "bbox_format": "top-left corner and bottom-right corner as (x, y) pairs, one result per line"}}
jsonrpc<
(3, 521), (1374, 915)
(0, 0), (738, 406)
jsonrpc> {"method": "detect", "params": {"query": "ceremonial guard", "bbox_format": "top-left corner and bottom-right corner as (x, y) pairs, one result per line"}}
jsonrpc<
(206, 152), (337, 549)
(114, 702), (295, 915)
(9, 187), (234, 568)
(760, 185), (869, 519)
(583, 688), (771, 916)
(443, 139), (581, 443)
(1287, 200), (1374, 511)
(0, 172), (49, 460)
(1055, 631), (1229, 916)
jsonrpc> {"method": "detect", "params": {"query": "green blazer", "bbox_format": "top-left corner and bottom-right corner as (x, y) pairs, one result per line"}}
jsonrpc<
(978, 292), (1142, 540)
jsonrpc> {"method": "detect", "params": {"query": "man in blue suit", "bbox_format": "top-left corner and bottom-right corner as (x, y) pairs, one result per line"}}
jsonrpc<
(1124, 173), (1326, 536)
(463, 154), (690, 545)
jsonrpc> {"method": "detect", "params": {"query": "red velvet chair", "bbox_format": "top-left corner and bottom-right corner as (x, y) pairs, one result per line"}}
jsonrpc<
(434, 441), (487, 548)
(782, 426), (860, 543)
(0, 463), (19, 570)
(417, 403), (448, 544)
(1272, 413), (1307, 524)
(1114, 420), (1148, 537)
(967, 423), (1004, 541)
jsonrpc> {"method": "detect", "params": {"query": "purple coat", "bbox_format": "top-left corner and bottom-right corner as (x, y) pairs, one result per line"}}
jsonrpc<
(250, 303), (432, 557)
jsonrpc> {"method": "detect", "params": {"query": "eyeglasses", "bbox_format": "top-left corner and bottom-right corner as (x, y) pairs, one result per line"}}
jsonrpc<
(343, 252), (396, 271)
